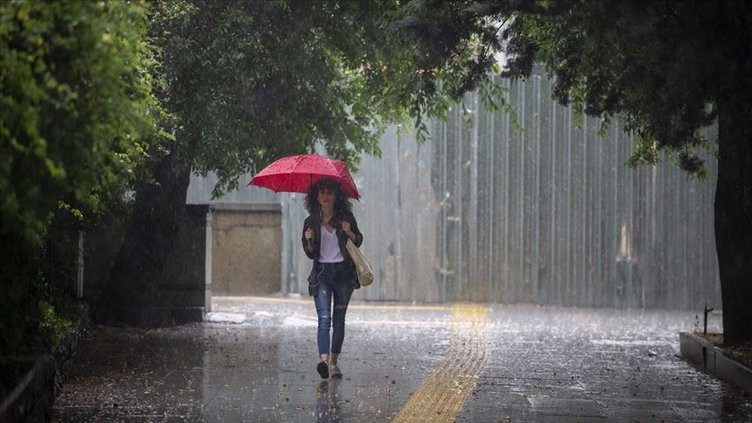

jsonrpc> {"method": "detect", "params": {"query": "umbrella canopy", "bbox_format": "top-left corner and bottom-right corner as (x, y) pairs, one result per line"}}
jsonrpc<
(249, 154), (360, 199)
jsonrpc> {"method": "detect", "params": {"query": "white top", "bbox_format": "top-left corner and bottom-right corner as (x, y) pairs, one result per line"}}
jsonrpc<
(319, 226), (344, 263)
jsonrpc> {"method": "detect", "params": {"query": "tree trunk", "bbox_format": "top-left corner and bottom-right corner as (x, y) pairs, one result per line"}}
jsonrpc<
(715, 98), (752, 345)
(100, 148), (191, 326)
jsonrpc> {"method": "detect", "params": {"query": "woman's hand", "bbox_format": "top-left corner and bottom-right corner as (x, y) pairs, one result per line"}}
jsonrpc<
(341, 221), (355, 241)
(304, 227), (315, 252)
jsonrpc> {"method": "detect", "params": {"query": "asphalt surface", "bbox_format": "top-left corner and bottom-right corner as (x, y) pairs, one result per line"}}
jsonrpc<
(52, 296), (752, 422)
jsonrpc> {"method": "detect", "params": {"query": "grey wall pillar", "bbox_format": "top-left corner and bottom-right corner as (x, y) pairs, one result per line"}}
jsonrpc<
(153, 204), (211, 324)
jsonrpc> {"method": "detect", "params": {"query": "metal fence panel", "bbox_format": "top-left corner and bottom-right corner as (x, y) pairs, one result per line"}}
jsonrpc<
(189, 74), (721, 310)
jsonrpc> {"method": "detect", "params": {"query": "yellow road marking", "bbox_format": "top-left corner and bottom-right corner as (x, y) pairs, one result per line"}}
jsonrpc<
(392, 304), (488, 422)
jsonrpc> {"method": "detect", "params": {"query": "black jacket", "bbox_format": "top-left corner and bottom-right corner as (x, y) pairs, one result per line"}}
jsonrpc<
(302, 210), (363, 294)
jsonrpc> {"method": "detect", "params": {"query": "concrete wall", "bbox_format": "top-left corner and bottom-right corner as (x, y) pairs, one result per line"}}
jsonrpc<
(210, 203), (282, 295)
(154, 204), (212, 322)
(82, 218), (128, 302)
(82, 204), (212, 325)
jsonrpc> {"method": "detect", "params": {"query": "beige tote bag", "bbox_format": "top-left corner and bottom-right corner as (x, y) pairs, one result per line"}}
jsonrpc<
(345, 239), (374, 286)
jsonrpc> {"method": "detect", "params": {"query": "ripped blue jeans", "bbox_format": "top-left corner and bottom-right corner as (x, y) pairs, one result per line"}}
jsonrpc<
(313, 262), (354, 356)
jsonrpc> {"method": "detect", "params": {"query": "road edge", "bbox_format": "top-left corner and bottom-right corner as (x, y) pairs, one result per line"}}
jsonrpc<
(679, 332), (752, 390)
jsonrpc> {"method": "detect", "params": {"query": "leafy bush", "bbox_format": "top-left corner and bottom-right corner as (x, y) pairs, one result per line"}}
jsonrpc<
(37, 300), (74, 349)
(0, 0), (159, 358)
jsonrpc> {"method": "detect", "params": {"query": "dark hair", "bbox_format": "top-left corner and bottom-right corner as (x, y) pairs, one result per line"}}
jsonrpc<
(304, 178), (352, 215)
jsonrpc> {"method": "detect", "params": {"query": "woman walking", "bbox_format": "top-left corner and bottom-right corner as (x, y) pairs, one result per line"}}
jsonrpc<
(302, 178), (363, 379)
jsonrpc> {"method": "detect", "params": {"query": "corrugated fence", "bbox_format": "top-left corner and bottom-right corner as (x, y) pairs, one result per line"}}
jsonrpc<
(189, 73), (720, 310)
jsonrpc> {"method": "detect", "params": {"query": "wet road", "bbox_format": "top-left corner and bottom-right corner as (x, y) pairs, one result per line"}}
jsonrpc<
(53, 296), (751, 422)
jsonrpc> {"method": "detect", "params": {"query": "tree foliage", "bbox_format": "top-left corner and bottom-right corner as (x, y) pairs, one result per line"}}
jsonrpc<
(394, 0), (751, 175)
(0, 0), (159, 356)
(1, 0), (159, 240)
(150, 0), (425, 196)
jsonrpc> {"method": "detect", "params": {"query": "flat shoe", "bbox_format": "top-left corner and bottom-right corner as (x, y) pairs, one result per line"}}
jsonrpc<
(330, 363), (342, 379)
(317, 361), (329, 379)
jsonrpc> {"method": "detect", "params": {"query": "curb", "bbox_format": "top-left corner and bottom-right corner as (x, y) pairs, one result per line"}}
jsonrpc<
(0, 356), (55, 422)
(679, 332), (752, 390)
(0, 302), (90, 422)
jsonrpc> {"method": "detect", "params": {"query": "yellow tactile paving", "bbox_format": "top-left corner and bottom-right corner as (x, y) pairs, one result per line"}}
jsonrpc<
(392, 304), (489, 422)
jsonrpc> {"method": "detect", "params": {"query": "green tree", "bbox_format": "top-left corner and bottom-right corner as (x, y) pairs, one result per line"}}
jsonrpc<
(102, 0), (425, 324)
(395, 0), (752, 343)
(0, 0), (159, 355)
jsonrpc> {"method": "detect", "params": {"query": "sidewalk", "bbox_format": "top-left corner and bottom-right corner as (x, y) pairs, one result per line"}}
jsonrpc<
(53, 296), (752, 421)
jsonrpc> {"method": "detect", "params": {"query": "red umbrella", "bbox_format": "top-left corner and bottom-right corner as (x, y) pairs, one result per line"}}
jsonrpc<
(249, 154), (360, 199)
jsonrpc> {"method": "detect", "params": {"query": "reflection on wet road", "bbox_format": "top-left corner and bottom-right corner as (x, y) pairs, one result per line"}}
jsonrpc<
(315, 379), (340, 422)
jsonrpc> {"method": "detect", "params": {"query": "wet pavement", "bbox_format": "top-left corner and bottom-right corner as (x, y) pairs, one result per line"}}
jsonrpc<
(53, 296), (752, 422)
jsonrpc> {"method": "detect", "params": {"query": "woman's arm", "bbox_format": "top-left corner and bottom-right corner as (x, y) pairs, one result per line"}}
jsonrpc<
(344, 212), (363, 247)
(302, 217), (317, 259)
